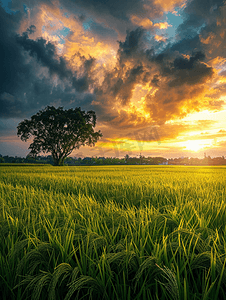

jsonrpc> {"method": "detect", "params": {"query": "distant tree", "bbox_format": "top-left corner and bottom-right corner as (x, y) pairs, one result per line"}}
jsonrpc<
(17, 106), (102, 166)
(124, 154), (129, 163)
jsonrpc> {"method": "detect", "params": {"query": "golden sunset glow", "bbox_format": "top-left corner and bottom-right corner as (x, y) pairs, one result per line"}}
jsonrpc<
(1, 0), (226, 158)
(184, 140), (213, 152)
(154, 22), (172, 29)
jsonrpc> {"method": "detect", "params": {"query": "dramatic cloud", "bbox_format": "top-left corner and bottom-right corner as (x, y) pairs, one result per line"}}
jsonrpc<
(0, 7), (96, 119)
(92, 26), (217, 128)
(1, 0), (226, 157)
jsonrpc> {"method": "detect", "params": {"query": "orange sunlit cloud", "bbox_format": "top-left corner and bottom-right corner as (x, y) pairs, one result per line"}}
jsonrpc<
(154, 0), (186, 11)
(154, 22), (172, 29)
(130, 15), (154, 29)
(1, 0), (226, 158)
(154, 35), (167, 42)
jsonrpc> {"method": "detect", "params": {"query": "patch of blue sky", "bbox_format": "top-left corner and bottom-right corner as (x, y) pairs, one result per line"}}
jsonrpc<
(42, 25), (70, 45)
(165, 11), (183, 39)
(145, 10), (184, 54)
(82, 18), (94, 31)
(153, 12), (183, 51)
(42, 25), (47, 33)
(58, 27), (71, 44)
(23, 4), (28, 13)
(63, 11), (70, 18)
(0, 0), (16, 14)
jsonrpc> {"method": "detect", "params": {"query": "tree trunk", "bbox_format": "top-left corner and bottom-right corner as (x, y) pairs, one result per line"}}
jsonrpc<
(53, 156), (65, 166)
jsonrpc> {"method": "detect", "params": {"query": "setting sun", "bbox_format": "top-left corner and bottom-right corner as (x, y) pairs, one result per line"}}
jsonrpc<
(184, 140), (212, 152)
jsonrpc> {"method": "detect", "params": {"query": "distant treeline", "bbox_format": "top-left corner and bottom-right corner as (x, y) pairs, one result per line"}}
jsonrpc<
(1, 154), (226, 166)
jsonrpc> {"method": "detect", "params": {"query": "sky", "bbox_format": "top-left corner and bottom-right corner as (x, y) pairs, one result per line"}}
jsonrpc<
(1, 0), (226, 159)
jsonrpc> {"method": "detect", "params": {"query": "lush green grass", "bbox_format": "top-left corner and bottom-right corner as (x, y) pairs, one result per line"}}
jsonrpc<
(1, 165), (226, 299)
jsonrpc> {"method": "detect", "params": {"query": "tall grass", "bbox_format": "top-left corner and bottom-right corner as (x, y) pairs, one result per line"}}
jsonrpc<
(1, 165), (226, 299)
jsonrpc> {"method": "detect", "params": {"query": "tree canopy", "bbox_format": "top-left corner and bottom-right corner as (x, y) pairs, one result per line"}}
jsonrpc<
(17, 106), (102, 166)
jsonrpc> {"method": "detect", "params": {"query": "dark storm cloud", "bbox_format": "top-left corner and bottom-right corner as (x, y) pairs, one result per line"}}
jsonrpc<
(9, 0), (55, 11)
(16, 27), (95, 92)
(118, 27), (147, 61)
(174, 0), (226, 57)
(168, 52), (213, 87)
(149, 50), (213, 86)
(0, 6), (95, 118)
(16, 28), (72, 80)
(72, 54), (96, 92)
(93, 28), (149, 107)
(93, 26), (215, 126)
(88, 21), (118, 40)
(8, 0), (164, 40)
(167, 0), (226, 106)
(62, 0), (159, 23)
(151, 75), (159, 86)
(116, 28), (212, 89)
(170, 35), (203, 55)
(94, 39), (148, 109)
(70, 0), (140, 20)
(1, 0), (226, 129)
(0, 6), (34, 117)
(173, 51), (205, 69)
(178, 0), (224, 33)
(56, 0), (164, 39)
(143, 48), (214, 121)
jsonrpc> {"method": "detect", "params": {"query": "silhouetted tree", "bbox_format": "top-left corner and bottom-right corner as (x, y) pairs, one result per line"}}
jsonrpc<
(17, 106), (102, 166)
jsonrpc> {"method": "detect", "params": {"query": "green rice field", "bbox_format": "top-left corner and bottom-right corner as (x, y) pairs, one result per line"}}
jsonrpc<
(1, 165), (226, 299)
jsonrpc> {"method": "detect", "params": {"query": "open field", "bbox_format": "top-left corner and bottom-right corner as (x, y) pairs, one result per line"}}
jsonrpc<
(1, 165), (226, 299)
